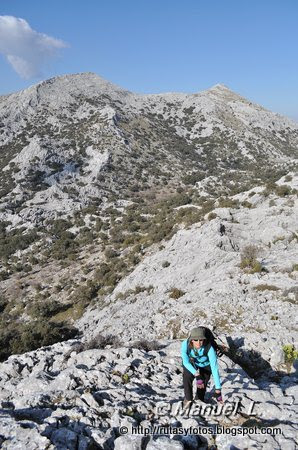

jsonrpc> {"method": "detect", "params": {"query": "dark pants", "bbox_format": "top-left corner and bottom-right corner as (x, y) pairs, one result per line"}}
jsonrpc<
(183, 365), (211, 402)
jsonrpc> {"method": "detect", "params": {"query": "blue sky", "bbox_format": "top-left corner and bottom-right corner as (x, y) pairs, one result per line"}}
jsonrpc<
(0, 0), (297, 120)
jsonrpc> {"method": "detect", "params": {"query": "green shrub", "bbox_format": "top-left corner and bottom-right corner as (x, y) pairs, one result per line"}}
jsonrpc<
(0, 271), (9, 281)
(104, 247), (119, 259)
(0, 296), (8, 313)
(134, 285), (154, 294)
(0, 320), (78, 361)
(27, 300), (70, 319)
(254, 284), (280, 291)
(71, 281), (100, 304)
(283, 344), (298, 371)
(0, 227), (38, 261)
(240, 245), (262, 272)
(123, 235), (140, 247)
(94, 263), (111, 279)
(241, 201), (252, 208)
(95, 218), (103, 231)
(77, 228), (94, 245)
(49, 219), (73, 235)
(131, 339), (162, 352)
(121, 373), (130, 384)
(14, 321), (77, 355)
(182, 172), (204, 185)
(50, 231), (78, 260)
(183, 210), (202, 225)
(169, 288), (185, 299)
(249, 261), (263, 273)
(218, 198), (240, 208)
(84, 333), (121, 350)
(115, 285), (154, 300)
(207, 212), (217, 221)
(284, 175), (292, 182)
(126, 222), (140, 232)
(275, 185), (292, 197)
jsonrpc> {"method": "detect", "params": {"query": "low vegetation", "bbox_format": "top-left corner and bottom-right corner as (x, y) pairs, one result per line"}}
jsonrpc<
(131, 339), (162, 352)
(254, 285), (280, 292)
(283, 344), (298, 372)
(240, 244), (263, 273)
(65, 334), (121, 357)
(168, 288), (186, 299)
(0, 319), (78, 362)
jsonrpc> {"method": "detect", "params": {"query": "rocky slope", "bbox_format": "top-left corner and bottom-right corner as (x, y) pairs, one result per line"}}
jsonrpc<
(0, 73), (298, 448)
(78, 174), (298, 360)
(0, 73), (297, 339)
(0, 174), (297, 449)
(0, 338), (297, 449)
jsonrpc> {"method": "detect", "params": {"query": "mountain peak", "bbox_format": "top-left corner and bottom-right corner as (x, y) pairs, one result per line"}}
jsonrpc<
(6, 72), (133, 101)
(206, 83), (252, 104)
(209, 83), (232, 91)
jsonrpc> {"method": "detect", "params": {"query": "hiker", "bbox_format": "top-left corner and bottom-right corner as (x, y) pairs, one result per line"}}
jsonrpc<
(181, 327), (223, 406)
(219, 223), (226, 236)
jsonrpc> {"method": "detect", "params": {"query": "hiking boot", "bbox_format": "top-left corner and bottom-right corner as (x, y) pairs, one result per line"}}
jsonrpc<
(183, 399), (192, 409)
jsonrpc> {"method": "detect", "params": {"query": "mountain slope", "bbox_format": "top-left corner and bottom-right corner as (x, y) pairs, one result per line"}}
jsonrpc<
(78, 174), (298, 365)
(0, 75), (297, 448)
(0, 73), (297, 364)
(0, 72), (297, 228)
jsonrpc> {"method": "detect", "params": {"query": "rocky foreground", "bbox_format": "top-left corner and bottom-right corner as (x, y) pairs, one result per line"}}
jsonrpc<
(0, 337), (297, 449)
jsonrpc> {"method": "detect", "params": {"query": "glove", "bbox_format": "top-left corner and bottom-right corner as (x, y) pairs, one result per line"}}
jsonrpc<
(196, 377), (204, 389)
(215, 390), (223, 403)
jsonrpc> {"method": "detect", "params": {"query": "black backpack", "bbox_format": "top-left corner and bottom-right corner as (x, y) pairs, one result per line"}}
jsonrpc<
(186, 327), (224, 362)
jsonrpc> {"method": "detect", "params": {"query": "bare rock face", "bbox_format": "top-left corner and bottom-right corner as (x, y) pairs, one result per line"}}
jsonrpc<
(0, 338), (297, 449)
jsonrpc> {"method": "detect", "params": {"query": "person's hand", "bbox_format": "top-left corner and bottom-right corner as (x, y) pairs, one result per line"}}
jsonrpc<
(215, 390), (223, 403)
(196, 377), (204, 389)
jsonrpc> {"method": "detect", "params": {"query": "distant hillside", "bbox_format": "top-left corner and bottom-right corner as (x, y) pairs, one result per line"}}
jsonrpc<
(0, 73), (297, 228)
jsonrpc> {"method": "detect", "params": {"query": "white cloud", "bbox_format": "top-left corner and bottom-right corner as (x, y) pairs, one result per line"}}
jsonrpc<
(0, 15), (68, 79)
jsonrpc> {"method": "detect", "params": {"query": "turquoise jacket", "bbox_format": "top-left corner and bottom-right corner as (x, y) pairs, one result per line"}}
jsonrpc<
(181, 339), (221, 389)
